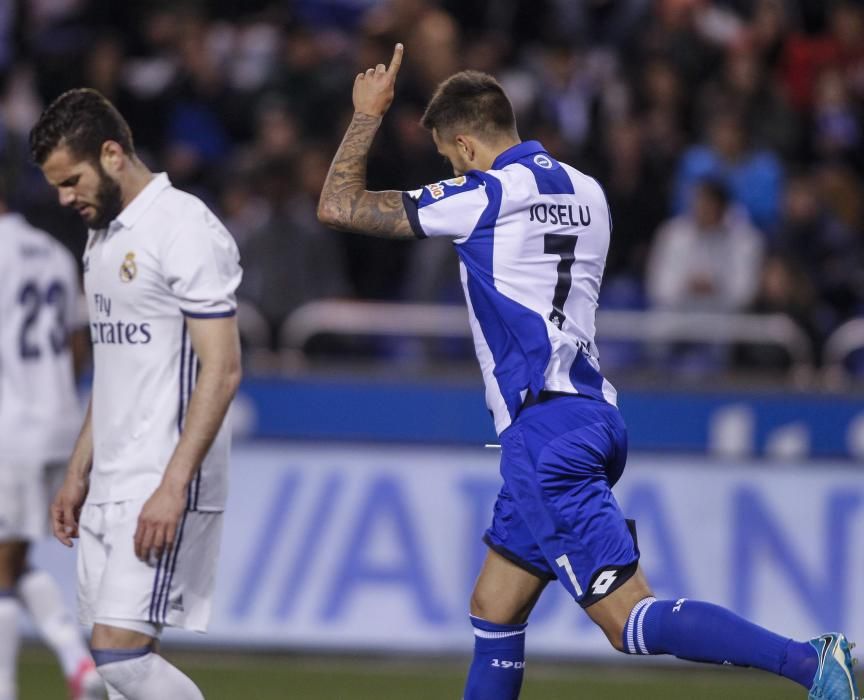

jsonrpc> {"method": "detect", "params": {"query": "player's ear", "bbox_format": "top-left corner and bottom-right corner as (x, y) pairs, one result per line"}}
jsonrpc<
(100, 140), (124, 176)
(455, 134), (475, 163)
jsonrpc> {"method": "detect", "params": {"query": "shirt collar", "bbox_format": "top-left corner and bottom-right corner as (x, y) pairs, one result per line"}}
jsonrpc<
(114, 172), (171, 230)
(491, 140), (547, 170)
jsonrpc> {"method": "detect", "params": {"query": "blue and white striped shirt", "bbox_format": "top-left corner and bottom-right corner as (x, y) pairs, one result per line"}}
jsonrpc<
(403, 141), (617, 434)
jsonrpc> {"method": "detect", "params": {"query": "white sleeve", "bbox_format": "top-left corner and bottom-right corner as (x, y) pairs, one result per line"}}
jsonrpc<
(402, 174), (489, 241)
(162, 208), (242, 318)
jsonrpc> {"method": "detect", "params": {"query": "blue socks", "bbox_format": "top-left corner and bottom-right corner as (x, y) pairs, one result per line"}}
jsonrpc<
(623, 597), (818, 688)
(463, 616), (527, 700)
(464, 599), (820, 697)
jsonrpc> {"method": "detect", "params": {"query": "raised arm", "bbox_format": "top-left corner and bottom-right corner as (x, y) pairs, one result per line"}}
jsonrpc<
(317, 43), (415, 239)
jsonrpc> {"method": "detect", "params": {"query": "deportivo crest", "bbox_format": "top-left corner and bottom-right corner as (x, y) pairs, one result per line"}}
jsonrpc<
(444, 176), (467, 186)
(119, 252), (137, 282)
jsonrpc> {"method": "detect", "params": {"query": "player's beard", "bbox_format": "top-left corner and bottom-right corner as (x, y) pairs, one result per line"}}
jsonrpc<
(87, 165), (124, 230)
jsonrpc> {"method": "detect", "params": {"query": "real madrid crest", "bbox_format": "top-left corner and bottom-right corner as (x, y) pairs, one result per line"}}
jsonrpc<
(119, 252), (137, 282)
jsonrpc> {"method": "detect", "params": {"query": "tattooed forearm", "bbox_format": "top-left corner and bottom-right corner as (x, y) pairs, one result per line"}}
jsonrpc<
(348, 190), (415, 238)
(318, 113), (415, 239)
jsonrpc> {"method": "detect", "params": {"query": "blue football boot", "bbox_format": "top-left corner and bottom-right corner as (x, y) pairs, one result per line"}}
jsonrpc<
(808, 633), (859, 699)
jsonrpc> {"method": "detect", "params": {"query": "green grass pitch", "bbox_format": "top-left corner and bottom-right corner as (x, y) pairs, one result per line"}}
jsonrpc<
(19, 645), (856, 699)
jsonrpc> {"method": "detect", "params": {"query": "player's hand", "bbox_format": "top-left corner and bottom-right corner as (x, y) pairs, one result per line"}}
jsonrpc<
(51, 473), (88, 547)
(134, 483), (186, 562)
(353, 43), (403, 118)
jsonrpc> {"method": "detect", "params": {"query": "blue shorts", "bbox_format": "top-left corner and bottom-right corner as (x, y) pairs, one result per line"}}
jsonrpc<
(483, 394), (639, 608)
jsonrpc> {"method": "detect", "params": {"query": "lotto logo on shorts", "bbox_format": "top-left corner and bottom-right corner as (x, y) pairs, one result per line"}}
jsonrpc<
(591, 569), (619, 595)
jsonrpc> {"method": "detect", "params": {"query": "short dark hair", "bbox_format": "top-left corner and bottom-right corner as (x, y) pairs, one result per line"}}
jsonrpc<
(421, 70), (516, 139)
(29, 88), (134, 165)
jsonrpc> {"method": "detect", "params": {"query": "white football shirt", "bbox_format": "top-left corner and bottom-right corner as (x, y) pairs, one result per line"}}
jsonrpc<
(403, 141), (617, 434)
(83, 173), (241, 509)
(0, 213), (82, 465)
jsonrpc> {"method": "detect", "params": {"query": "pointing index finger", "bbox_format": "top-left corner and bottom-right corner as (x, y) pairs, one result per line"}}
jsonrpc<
(388, 43), (404, 76)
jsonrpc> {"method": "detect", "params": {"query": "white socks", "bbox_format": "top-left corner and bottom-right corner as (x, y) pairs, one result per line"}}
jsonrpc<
(96, 653), (204, 700)
(4, 571), (202, 700)
(0, 595), (18, 700)
(16, 570), (91, 679)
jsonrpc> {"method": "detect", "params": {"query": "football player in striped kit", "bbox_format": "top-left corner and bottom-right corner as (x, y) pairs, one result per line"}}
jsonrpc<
(30, 88), (242, 700)
(318, 43), (859, 700)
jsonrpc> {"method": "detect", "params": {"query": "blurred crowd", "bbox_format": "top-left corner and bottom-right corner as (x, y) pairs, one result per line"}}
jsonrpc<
(1, 0), (864, 370)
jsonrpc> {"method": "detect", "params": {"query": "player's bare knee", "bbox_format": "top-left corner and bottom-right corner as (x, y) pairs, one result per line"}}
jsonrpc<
(469, 589), (495, 621)
(585, 606), (629, 652)
(604, 621), (629, 653)
(585, 575), (653, 654)
(91, 623), (154, 650)
(469, 589), (521, 625)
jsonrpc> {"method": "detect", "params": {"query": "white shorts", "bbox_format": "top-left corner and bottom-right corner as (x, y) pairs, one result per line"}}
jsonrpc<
(0, 462), (63, 542)
(77, 499), (223, 635)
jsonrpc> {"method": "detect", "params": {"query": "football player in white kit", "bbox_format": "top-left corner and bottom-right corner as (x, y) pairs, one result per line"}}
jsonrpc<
(0, 184), (103, 699)
(318, 44), (859, 700)
(29, 88), (242, 700)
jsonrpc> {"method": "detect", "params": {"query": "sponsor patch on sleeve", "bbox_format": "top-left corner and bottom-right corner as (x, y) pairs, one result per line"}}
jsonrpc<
(425, 176), (467, 200)
(425, 182), (446, 199)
